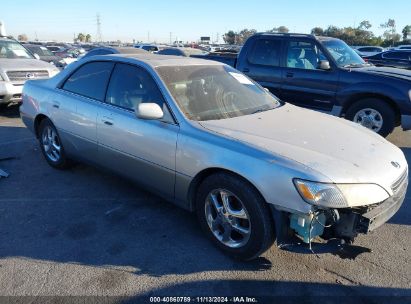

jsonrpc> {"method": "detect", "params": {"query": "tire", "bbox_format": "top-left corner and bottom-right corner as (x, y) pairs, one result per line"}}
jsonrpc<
(38, 118), (71, 169)
(196, 172), (275, 261)
(345, 98), (396, 137)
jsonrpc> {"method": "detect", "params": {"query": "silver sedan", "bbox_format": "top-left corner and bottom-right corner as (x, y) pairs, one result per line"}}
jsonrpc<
(20, 54), (408, 260)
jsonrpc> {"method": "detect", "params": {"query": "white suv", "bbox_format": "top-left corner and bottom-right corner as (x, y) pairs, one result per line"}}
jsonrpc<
(0, 36), (59, 109)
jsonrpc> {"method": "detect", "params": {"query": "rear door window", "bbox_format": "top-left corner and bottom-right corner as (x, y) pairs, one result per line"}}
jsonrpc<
(248, 39), (281, 66)
(62, 61), (114, 101)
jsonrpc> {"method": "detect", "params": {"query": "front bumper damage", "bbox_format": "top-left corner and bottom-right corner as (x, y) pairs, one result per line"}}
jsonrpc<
(275, 169), (408, 248)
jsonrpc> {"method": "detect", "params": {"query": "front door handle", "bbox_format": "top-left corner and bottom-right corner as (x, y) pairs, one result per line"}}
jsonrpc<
(243, 68), (250, 73)
(286, 72), (294, 78)
(102, 116), (114, 126)
(52, 101), (60, 109)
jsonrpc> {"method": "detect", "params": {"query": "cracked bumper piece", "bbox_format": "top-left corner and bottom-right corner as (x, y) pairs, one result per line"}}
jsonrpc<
(335, 174), (407, 238)
(357, 182), (407, 233)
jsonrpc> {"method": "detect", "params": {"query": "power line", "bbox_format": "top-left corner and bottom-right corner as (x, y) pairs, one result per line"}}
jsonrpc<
(96, 13), (102, 42)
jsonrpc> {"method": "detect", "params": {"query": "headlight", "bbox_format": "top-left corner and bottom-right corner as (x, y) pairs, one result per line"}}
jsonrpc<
(294, 179), (389, 208)
(408, 89), (411, 102)
(49, 68), (60, 77)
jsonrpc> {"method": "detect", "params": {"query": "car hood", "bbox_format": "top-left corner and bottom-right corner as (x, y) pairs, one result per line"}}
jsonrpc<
(0, 58), (55, 70)
(199, 104), (407, 193)
(355, 66), (411, 82)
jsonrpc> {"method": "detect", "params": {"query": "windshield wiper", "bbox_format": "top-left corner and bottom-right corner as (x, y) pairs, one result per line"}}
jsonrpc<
(343, 63), (366, 68)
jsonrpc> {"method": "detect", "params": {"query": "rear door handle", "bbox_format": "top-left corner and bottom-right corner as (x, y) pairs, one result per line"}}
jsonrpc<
(286, 72), (294, 78)
(243, 68), (250, 73)
(52, 101), (60, 109)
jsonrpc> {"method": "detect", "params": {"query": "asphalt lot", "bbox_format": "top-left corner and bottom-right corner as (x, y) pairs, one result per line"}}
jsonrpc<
(0, 105), (410, 303)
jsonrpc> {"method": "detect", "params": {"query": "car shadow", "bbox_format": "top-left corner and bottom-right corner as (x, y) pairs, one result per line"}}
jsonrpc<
(0, 104), (20, 118)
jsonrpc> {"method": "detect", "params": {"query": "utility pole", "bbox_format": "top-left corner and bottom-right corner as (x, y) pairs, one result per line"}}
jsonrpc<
(96, 13), (102, 43)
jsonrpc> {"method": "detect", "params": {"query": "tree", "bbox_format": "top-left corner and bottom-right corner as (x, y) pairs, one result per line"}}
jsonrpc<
(17, 34), (28, 41)
(267, 26), (289, 33)
(238, 29), (257, 44)
(402, 25), (411, 40)
(311, 27), (324, 36)
(85, 34), (92, 42)
(359, 20), (372, 30)
(77, 33), (85, 42)
(223, 30), (237, 45)
(320, 24), (378, 46)
(380, 19), (400, 45)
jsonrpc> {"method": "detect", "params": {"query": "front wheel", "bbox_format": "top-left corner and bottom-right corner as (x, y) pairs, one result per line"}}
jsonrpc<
(196, 173), (275, 260)
(345, 98), (396, 137)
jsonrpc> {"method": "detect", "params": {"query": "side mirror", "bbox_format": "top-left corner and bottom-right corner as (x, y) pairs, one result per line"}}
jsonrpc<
(33, 53), (40, 60)
(136, 103), (164, 120)
(318, 60), (331, 70)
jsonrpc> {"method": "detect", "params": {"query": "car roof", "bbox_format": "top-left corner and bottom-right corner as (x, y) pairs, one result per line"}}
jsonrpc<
(95, 53), (224, 68)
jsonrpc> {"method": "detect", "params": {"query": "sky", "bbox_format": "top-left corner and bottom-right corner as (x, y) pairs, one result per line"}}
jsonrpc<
(1, 0), (411, 43)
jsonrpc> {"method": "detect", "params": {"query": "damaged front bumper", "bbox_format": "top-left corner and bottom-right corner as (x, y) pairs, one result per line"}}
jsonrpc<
(275, 170), (408, 247)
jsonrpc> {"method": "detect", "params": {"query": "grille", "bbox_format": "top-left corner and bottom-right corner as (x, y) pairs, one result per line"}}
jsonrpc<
(6, 70), (49, 83)
(391, 168), (408, 195)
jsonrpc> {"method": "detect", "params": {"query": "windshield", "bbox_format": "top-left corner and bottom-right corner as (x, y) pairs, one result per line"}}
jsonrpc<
(157, 65), (281, 121)
(27, 45), (54, 56)
(322, 39), (366, 67)
(0, 39), (34, 59)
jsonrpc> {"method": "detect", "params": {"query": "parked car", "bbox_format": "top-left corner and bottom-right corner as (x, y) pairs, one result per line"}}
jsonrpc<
(46, 45), (66, 53)
(20, 54), (408, 260)
(134, 44), (162, 53)
(79, 47), (148, 60)
(157, 47), (208, 57)
(364, 50), (411, 70)
(198, 33), (411, 137)
(395, 45), (411, 50)
(24, 44), (66, 68)
(0, 36), (60, 109)
(353, 46), (384, 57)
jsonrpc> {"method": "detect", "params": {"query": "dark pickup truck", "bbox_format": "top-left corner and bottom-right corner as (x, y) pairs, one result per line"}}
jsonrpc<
(195, 33), (411, 137)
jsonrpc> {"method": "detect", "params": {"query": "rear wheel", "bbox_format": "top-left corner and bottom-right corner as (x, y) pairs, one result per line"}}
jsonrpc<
(38, 118), (71, 169)
(345, 98), (396, 137)
(196, 173), (275, 260)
